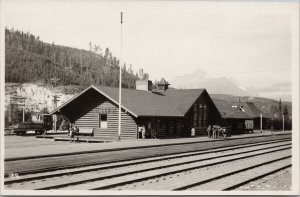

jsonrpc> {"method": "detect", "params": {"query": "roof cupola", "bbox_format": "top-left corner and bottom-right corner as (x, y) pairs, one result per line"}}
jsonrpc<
(156, 78), (170, 92)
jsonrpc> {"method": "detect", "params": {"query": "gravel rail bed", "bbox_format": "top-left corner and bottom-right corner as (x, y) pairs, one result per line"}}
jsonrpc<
(115, 151), (291, 191)
(5, 140), (290, 190)
(5, 139), (290, 185)
(5, 135), (291, 177)
(6, 142), (290, 190)
(236, 167), (292, 191)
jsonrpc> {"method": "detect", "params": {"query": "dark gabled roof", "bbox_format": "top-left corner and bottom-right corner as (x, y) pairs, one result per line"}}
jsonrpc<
(164, 89), (206, 115)
(96, 86), (206, 117)
(240, 102), (268, 118)
(157, 78), (170, 85)
(212, 99), (269, 119)
(212, 99), (235, 118)
(50, 85), (207, 117)
(95, 86), (182, 117)
(225, 110), (254, 119)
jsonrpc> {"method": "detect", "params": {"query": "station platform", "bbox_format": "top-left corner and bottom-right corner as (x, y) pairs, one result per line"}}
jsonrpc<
(4, 130), (292, 161)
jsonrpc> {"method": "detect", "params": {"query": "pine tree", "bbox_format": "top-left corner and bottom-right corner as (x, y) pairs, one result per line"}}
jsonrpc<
(278, 98), (282, 118)
(5, 28), (141, 89)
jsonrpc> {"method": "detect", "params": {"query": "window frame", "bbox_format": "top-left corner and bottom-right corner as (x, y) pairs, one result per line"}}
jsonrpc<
(98, 113), (108, 129)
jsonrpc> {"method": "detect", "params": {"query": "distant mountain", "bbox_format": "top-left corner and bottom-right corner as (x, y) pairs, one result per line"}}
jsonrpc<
(170, 69), (258, 97)
(5, 28), (147, 88)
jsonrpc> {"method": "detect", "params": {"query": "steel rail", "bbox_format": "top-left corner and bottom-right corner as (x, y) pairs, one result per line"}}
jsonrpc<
(5, 133), (291, 162)
(174, 158), (291, 190)
(5, 139), (291, 183)
(34, 146), (291, 190)
(4, 138), (291, 178)
(223, 165), (292, 191)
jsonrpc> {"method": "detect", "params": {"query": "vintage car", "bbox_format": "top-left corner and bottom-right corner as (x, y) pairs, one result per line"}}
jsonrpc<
(12, 121), (44, 135)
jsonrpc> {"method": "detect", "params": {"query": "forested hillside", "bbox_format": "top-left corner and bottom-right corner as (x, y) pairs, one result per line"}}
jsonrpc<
(5, 28), (146, 88)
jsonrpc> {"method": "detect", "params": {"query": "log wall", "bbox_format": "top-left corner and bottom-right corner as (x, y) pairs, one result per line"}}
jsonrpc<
(61, 88), (137, 140)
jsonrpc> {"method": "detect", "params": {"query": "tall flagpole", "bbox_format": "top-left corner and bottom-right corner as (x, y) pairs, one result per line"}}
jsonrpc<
(118, 12), (123, 141)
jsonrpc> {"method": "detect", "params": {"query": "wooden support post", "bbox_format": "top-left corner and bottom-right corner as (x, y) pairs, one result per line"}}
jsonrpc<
(118, 12), (123, 142)
(8, 102), (12, 123)
(283, 114), (285, 131)
(22, 105), (25, 122)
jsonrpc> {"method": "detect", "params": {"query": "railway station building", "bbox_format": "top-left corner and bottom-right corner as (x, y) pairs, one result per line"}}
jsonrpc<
(212, 99), (270, 134)
(50, 79), (222, 140)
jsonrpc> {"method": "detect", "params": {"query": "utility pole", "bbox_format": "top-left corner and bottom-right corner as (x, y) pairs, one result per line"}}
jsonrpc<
(282, 114), (285, 131)
(80, 53), (83, 77)
(7, 90), (17, 124)
(8, 102), (11, 123)
(260, 113), (262, 133)
(51, 77), (60, 132)
(10, 96), (26, 122)
(118, 12), (123, 142)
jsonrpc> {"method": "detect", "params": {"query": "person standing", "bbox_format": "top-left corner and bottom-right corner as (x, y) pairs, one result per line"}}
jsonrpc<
(141, 125), (146, 139)
(217, 125), (222, 138)
(212, 125), (217, 138)
(70, 127), (75, 142)
(222, 127), (227, 139)
(207, 125), (212, 138)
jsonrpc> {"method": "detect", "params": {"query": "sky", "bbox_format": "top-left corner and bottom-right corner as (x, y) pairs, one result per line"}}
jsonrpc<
(3, 0), (297, 101)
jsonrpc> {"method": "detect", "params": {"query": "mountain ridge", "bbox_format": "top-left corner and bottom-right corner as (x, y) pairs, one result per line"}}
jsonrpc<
(169, 68), (291, 101)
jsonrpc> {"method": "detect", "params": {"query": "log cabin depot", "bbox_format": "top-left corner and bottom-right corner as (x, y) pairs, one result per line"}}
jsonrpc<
(212, 99), (270, 134)
(50, 79), (221, 140)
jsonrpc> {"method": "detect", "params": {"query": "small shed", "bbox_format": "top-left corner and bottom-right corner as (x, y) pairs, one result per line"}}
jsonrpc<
(212, 99), (270, 133)
(224, 110), (254, 134)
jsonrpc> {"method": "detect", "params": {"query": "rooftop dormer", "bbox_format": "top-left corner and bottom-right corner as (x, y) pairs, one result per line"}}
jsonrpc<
(156, 78), (170, 92)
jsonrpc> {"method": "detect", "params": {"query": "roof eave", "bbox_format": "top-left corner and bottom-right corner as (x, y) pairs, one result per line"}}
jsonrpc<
(50, 85), (139, 118)
(91, 85), (138, 118)
(181, 89), (207, 116)
(49, 85), (94, 115)
(137, 114), (184, 118)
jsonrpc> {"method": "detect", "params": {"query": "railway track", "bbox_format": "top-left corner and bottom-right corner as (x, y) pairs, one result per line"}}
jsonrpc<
(5, 134), (291, 177)
(5, 138), (291, 190)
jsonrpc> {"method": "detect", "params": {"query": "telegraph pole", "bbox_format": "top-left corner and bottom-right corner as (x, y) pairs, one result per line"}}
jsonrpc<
(118, 12), (123, 142)
(51, 77), (60, 132)
(260, 113), (262, 133)
(10, 96), (26, 122)
(282, 114), (285, 131)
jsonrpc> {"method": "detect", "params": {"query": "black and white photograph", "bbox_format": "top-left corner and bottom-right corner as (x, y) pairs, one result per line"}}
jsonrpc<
(0, 0), (299, 195)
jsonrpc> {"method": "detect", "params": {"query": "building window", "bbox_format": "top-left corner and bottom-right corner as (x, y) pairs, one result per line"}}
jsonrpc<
(157, 85), (164, 91)
(199, 104), (203, 127)
(148, 122), (152, 129)
(203, 105), (207, 127)
(158, 119), (162, 129)
(193, 103), (198, 127)
(99, 114), (107, 128)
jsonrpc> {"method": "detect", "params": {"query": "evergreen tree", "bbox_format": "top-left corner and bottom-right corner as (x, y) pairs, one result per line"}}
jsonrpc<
(5, 28), (142, 89)
(278, 98), (282, 118)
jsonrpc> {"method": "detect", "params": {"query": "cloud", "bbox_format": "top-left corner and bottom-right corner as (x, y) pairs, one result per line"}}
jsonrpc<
(245, 82), (292, 101)
(254, 82), (291, 93)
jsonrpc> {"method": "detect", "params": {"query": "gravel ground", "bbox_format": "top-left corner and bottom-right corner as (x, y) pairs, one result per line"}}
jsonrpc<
(5, 142), (291, 190)
(5, 136), (69, 149)
(4, 131), (291, 160)
(113, 150), (291, 191)
(237, 168), (292, 191)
